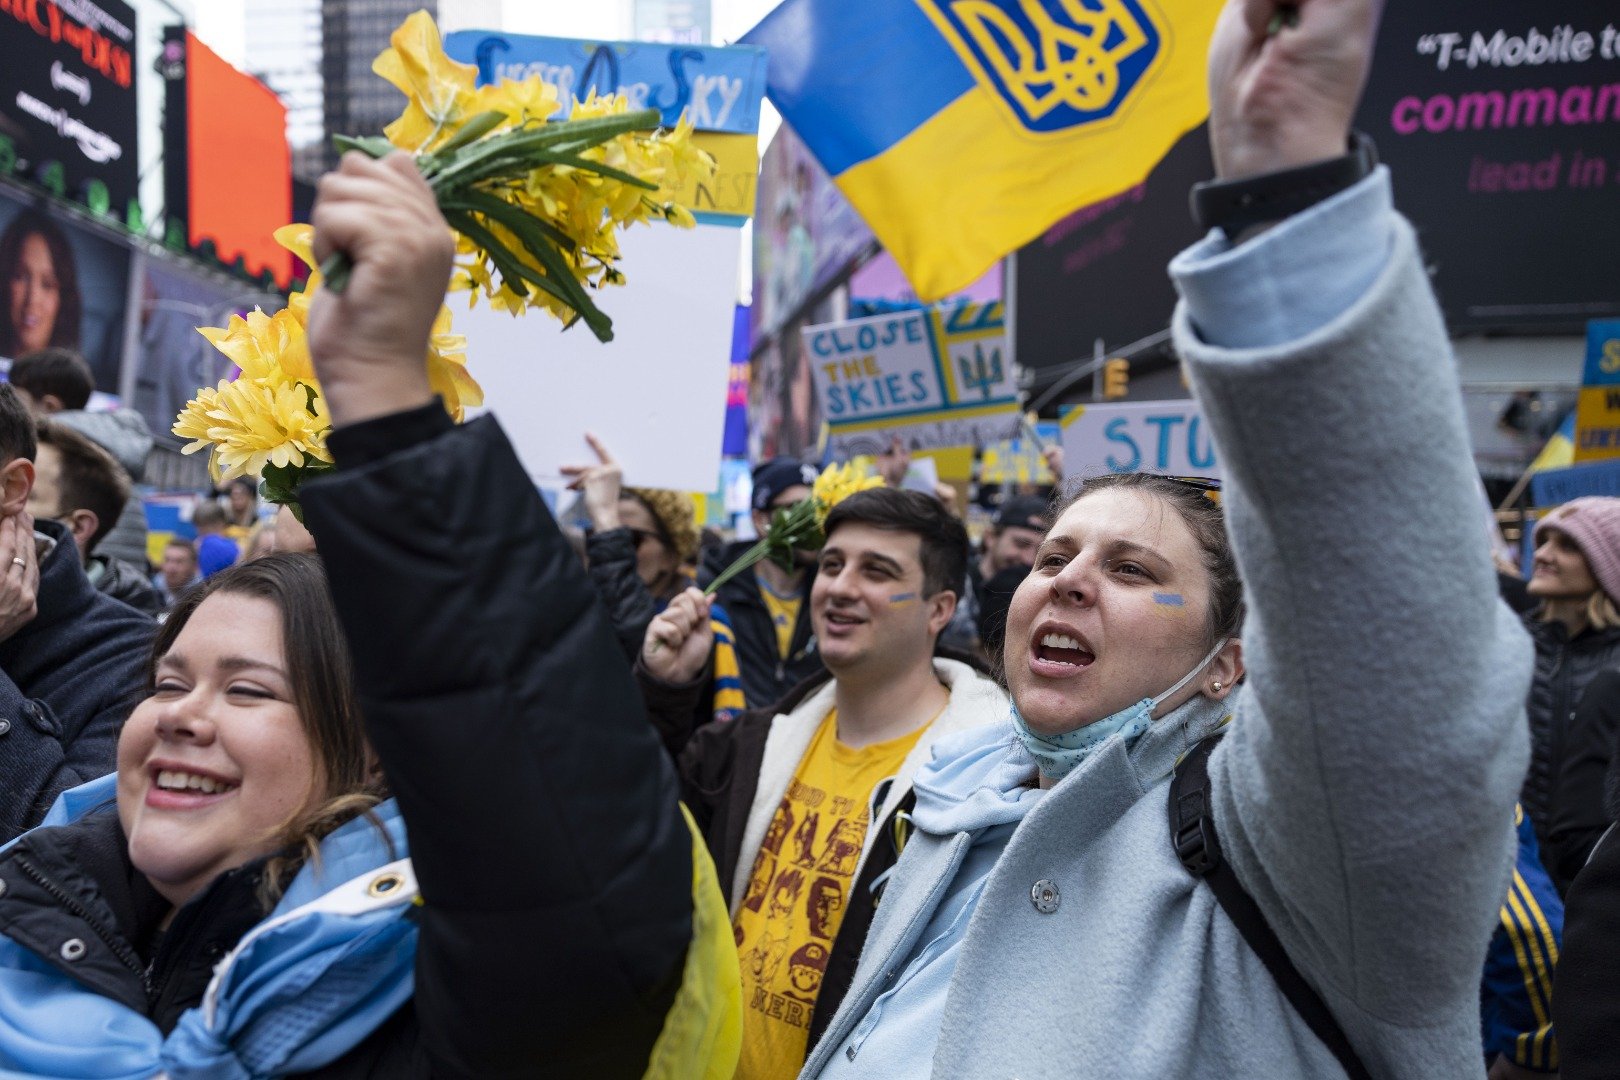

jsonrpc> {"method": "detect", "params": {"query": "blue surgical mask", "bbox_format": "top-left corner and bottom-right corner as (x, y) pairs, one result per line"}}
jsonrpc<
(1013, 638), (1230, 781)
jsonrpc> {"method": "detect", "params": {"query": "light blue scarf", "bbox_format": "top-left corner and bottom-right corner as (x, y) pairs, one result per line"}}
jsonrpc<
(1013, 639), (1229, 780)
(0, 774), (419, 1079)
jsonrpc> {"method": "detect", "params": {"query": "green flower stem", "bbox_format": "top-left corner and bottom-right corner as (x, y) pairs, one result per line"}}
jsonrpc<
(319, 108), (663, 311)
(702, 537), (775, 597)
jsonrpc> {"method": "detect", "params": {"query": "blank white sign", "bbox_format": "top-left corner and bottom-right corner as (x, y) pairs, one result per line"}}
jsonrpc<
(457, 221), (742, 492)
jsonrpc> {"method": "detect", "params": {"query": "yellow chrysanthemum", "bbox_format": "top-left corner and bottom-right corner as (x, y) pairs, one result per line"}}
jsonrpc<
(174, 377), (332, 484)
(811, 462), (885, 526)
(197, 308), (313, 384)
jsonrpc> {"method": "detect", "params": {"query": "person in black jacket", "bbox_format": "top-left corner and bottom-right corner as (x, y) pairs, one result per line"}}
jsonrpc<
(0, 150), (728, 1078)
(28, 418), (162, 615)
(0, 384), (152, 841)
(1523, 498), (1620, 893)
(699, 458), (827, 710)
(562, 432), (702, 660)
(1554, 718), (1620, 1079)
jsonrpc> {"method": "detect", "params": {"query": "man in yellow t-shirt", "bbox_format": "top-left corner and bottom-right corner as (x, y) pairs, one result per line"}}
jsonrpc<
(732, 710), (927, 1071)
(640, 487), (1012, 1080)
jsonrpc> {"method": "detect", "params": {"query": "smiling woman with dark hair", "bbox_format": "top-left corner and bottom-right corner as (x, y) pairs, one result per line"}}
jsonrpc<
(0, 210), (81, 359)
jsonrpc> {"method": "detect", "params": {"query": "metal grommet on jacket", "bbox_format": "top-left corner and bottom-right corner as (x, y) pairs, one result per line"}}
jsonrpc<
(1030, 879), (1060, 914)
(59, 938), (86, 962)
(0, 718), (11, 736)
(368, 871), (407, 899)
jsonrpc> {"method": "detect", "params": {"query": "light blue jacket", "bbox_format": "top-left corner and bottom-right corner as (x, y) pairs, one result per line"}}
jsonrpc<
(803, 171), (1533, 1079)
(0, 775), (418, 1079)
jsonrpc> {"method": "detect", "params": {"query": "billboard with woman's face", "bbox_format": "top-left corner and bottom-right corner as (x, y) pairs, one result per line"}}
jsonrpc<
(0, 188), (132, 390)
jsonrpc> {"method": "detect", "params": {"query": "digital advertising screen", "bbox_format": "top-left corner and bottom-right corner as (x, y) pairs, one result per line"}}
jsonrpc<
(0, 0), (140, 214)
(0, 184), (132, 390)
(163, 28), (292, 287)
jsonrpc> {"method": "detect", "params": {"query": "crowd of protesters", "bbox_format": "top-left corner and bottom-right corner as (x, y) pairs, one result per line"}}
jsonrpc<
(0, 0), (1614, 1076)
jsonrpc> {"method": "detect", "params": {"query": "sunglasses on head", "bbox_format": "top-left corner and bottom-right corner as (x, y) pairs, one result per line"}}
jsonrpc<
(1151, 474), (1222, 503)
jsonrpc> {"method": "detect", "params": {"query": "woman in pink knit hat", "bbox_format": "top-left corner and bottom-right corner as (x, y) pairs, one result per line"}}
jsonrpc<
(1524, 496), (1620, 892)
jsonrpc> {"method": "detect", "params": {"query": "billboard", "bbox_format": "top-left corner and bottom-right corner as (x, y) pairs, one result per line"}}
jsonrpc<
(162, 29), (293, 287)
(1016, 0), (1620, 375)
(132, 259), (269, 447)
(0, 184), (131, 390)
(0, 0), (139, 215)
(753, 123), (875, 341)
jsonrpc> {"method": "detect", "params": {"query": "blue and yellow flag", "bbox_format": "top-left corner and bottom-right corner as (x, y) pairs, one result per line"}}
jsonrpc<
(743, 0), (1220, 301)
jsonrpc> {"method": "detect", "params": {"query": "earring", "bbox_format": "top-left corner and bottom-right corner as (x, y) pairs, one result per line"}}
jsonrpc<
(1211, 681), (1224, 693)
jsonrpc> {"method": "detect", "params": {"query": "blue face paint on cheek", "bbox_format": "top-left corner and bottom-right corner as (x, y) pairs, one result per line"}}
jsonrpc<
(1152, 592), (1187, 617)
(889, 592), (918, 605)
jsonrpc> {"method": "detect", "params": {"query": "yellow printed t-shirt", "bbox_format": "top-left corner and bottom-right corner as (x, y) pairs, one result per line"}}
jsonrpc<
(731, 710), (926, 1080)
(756, 574), (801, 660)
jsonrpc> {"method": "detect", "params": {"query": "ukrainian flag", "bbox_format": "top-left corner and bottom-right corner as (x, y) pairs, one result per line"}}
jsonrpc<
(742, 0), (1220, 301)
(1529, 413), (1576, 474)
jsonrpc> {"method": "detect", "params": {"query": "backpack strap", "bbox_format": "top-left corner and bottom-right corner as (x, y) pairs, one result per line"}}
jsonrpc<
(1171, 733), (1373, 1080)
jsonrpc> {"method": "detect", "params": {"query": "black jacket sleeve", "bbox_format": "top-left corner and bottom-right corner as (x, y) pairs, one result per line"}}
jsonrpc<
(1556, 826), (1620, 1080)
(586, 528), (659, 662)
(634, 656), (718, 766)
(301, 407), (691, 1080)
(1550, 668), (1620, 891)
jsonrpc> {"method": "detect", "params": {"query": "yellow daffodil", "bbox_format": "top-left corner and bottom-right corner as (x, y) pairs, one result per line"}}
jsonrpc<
(427, 307), (482, 421)
(372, 9), (478, 152)
(275, 224), (321, 326)
(812, 461), (885, 526)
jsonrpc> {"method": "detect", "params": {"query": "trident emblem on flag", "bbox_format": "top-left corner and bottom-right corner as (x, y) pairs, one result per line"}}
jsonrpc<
(925, 0), (1162, 133)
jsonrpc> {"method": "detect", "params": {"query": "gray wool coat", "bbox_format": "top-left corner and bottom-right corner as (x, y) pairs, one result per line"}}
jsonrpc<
(802, 175), (1532, 1079)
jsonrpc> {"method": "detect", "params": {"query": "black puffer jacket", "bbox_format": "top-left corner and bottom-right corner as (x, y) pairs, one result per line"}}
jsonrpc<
(585, 527), (691, 662)
(1523, 616), (1620, 890)
(0, 408), (695, 1078)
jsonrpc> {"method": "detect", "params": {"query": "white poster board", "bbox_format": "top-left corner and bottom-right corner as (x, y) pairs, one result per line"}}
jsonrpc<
(803, 301), (1020, 458)
(458, 222), (742, 492)
(1059, 400), (1221, 479)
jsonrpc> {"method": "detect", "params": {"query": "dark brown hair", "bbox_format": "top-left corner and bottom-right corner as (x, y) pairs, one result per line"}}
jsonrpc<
(1052, 473), (1245, 647)
(0, 211), (81, 356)
(823, 487), (969, 601)
(36, 418), (129, 550)
(9, 347), (93, 411)
(153, 553), (386, 903)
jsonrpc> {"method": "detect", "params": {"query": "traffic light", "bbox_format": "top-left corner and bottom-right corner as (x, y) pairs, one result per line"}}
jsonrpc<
(1102, 358), (1130, 400)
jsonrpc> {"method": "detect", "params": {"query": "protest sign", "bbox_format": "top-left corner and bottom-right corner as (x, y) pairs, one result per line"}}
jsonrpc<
(458, 217), (742, 493)
(1060, 400), (1219, 479)
(445, 31), (765, 225)
(1572, 320), (1620, 462)
(1531, 458), (1620, 506)
(804, 301), (1019, 458)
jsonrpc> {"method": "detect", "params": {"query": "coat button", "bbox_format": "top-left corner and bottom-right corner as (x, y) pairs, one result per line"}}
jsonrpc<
(1031, 879), (1060, 914)
(0, 877), (7, 897)
(0, 719), (11, 736)
(60, 938), (86, 961)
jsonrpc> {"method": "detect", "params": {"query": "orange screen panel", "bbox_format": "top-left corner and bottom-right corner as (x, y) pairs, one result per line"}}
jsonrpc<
(184, 32), (292, 285)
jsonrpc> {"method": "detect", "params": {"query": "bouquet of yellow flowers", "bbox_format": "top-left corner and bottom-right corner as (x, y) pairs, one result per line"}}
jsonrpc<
(324, 10), (714, 342)
(173, 225), (481, 514)
(704, 462), (885, 594)
(174, 9), (715, 515)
